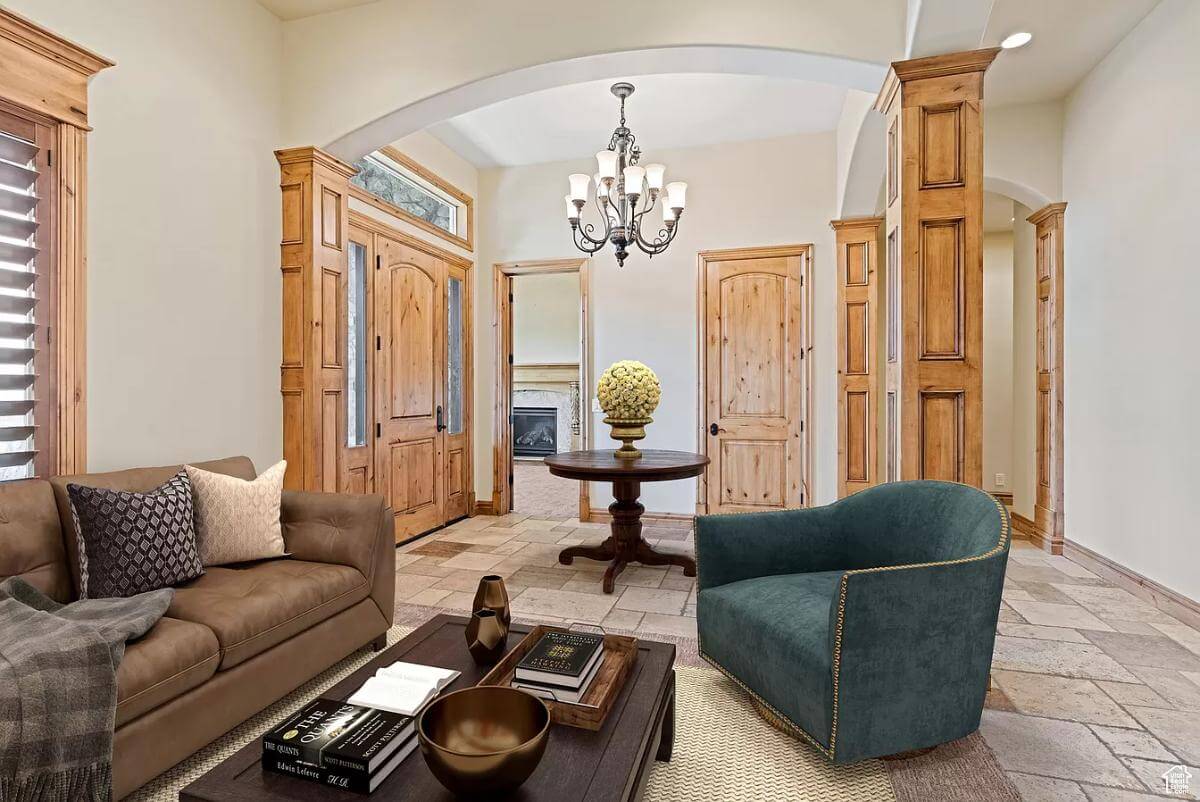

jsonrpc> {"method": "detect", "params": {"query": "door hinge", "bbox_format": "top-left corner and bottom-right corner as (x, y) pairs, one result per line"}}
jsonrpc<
(46, 326), (52, 345)
(800, 420), (804, 432)
(46, 150), (52, 167)
(509, 473), (514, 485)
(376, 335), (381, 350)
(375, 254), (381, 270)
(799, 349), (805, 359)
(375, 422), (381, 438)
(508, 354), (513, 365)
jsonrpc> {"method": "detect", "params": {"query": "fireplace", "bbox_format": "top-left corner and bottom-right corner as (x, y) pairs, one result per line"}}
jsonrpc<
(513, 406), (557, 457)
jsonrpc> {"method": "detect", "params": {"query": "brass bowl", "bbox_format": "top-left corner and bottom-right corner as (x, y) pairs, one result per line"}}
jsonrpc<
(418, 686), (550, 796)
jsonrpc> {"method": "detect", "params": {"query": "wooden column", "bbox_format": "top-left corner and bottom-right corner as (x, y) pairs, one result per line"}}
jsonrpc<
(876, 49), (999, 486)
(275, 147), (355, 491)
(1028, 202), (1066, 553)
(833, 217), (883, 497)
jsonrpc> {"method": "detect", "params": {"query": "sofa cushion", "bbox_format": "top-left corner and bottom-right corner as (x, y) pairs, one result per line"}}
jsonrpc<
(50, 456), (258, 598)
(697, 570), (844, 747)
(167, 559), (369, 669)
(185, 460), (288, 566)
(116, 617), (220, 726)
(0, 480), (72, 603)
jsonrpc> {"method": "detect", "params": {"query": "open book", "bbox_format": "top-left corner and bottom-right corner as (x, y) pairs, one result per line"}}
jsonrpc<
(346, 661), (461, 717)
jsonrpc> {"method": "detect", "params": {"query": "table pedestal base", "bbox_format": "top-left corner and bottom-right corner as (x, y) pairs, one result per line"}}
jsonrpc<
(558, 479), (696, 594)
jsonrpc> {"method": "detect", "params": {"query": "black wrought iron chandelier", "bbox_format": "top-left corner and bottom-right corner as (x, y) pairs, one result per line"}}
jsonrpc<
(564, 82), (688, 266)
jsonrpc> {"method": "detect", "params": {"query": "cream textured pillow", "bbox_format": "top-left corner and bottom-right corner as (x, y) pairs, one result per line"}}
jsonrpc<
(185, 460), (288, 566)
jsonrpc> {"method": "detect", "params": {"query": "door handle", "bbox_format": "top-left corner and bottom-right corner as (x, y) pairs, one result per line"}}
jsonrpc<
(436, 405), (446, 432)
(709, 423), (719, 436)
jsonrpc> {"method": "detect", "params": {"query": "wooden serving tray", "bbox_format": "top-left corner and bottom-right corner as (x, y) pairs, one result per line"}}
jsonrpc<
(477, 625), (638, 731)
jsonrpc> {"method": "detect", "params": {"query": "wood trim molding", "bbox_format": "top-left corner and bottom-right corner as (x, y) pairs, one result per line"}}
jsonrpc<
(875, 48), (1001, 111)
(349, 145), (474, 253)
(493, 258), (591, 519)
(1064, 539), (1200, 631)
(472, 500), (496, 516)
(585, 508), (694, 527)
(275, 146), (357, 178)
(1026, 201), (1068, 227)
(696, 244), (814, 512)
(348, 210), (472, 269)
(0, 8), (113, 128)
(832, 217), (883, 498)
(990, 491), (1013, 505)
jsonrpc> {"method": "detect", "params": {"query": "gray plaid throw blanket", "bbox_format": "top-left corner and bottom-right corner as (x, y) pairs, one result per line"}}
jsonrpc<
(0, 578), (173, 802)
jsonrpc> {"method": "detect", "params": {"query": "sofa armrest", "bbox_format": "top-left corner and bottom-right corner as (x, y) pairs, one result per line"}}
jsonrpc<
(695, 506), (844, 591)
(281, 490), (395, 627)
(827, 549), (1007, 762)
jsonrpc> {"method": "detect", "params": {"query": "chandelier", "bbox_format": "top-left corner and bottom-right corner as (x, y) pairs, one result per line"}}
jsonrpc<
(564, 82), (688, 266)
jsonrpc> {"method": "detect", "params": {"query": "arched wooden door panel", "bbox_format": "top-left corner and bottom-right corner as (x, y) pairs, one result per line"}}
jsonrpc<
(376, 238), (445, 540)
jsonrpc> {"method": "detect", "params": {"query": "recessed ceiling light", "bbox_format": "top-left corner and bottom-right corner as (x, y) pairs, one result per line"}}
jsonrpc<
(1001, 32), (1033, 49)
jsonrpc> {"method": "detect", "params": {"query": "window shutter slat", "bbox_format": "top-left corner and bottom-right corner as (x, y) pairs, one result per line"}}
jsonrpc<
(0, 241), (36, 266)
(0, 216), (36, 242)
(0, 266), (35, 291)
(0, 160), (36, 191)
(0, 347), (35, 364)
(0, 133), (37, 165)
(0, 451), (36, 468)
(0, 374), (36, 391)
(0, 426), (35, 442)
(0, 189), (37, 217)
(0, 295), (35, 315)
(0, 400), (35, 416)
(0, 321), (36, 340)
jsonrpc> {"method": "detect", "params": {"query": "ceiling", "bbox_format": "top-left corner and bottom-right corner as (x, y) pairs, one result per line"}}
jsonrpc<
(427, 73), (848, 168)
(984, 192), (1015, 233)
(256, 0), (377, 20)
(981, 0), (1160, 106)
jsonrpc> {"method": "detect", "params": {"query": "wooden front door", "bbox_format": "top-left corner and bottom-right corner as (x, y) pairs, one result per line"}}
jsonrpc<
(376, 236), (446, 541)
(700, 246), (808, 514)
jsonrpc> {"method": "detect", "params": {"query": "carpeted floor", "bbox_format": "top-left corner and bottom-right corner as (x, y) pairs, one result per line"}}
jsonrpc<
(513, 460), (580, 518)
(128, 605), (1020, 802)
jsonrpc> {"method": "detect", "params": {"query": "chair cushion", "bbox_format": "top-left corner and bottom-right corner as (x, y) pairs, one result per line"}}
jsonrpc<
(697, 570), (843, 746)
(167, 559), (369, 669)
(116, 617), (220, 726)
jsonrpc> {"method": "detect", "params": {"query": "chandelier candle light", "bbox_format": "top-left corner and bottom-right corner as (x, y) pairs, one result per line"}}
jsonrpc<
(565, 83), (687, 266)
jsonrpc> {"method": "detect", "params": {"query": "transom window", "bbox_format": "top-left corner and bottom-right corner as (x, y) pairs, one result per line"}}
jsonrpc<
(352, 152), (457, 236)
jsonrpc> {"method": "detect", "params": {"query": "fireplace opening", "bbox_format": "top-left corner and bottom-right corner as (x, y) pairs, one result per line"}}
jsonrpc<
(513, 406), (557, 457)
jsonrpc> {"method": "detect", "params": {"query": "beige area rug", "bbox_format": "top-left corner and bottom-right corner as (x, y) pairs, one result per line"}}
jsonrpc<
(127, 613), (1017, 802)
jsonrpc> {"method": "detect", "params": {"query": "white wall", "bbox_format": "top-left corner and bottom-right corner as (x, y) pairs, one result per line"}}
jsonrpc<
(983, 232), (1014, 496)
(513, 274), (580, 364)
(475, 133), (838, 514)
(1011, 206), (1037, 520)
(6, 0), (284, 472)
(984, 100), (1062, 211)
(1062, 0), (1200, 602)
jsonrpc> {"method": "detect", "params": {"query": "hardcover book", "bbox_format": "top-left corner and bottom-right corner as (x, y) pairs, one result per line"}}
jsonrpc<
(263, 698), (414, 773)
(515, 631), (605, 689)
(513, 648), (604, 703)
(263, 699), (374, 766)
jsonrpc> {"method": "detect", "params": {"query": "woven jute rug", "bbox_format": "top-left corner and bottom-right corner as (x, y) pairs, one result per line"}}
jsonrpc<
(127, 610), (1018, 802)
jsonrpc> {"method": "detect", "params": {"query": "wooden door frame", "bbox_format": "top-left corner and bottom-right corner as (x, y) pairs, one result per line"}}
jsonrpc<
(349, 209), (475, 517)
(1026, 202), (1066, 554)
(695, 244), (814, 514)
(492, 258), (591, 519)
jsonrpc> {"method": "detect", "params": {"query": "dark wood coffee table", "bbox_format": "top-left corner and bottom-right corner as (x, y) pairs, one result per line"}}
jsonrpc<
(179, 615), (676, 801)
(547, 449), (708, 593)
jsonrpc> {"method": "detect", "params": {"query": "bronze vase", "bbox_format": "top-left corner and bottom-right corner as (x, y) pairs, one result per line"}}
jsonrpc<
(472, 574), (511, 628)
(465, 609), (508, 666)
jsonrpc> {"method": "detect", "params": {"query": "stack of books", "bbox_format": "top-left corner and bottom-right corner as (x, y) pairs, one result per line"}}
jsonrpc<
(512, 630), (605, 703)
(262, 661), (459, 793)
(262, 699), (416, 794)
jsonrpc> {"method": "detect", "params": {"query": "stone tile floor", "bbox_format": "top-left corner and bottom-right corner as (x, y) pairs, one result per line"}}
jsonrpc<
(396, 514), (1200, 800)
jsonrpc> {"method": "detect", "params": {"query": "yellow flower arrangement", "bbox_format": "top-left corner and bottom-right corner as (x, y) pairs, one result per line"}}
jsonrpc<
(597, 360), (661, 421)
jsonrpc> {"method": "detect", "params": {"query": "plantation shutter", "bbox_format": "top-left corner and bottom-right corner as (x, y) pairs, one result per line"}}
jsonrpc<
(0, 124), (43, 480)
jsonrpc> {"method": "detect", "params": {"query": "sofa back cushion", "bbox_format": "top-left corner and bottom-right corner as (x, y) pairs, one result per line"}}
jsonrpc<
(49, 456), (256, 598)
(0, 479), (73, 602)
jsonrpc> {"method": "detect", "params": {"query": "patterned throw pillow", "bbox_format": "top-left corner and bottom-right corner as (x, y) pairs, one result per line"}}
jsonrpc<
(68, 470), (205, 599)
(185, 460), (287, 567)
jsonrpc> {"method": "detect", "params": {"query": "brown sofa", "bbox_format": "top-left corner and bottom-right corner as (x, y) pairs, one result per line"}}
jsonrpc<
(0, 456), (395, 799)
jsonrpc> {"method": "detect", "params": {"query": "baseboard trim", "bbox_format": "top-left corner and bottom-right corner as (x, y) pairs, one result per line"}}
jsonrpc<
(990, 491), (1013, 505)
(585, 507), (694, 527)
(1063, 538), (1200, 631)
(1009, 511), (1062, 554)
(472, 500), (496, 516)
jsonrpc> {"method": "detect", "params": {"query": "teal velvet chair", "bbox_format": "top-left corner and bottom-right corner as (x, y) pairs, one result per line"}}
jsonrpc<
(695, 481), (1009, 764)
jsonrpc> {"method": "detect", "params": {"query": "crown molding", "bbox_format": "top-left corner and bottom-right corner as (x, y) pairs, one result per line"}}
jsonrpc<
(0, 8), (113, 76)
(830, 216), (885, 231)
(875, 47), (1001, 112)
(274, 146), (358, 178)
(1026, 202), (1068, 226)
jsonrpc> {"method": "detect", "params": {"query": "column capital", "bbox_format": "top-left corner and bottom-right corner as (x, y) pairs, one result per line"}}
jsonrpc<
(876, 48), (1001, 112)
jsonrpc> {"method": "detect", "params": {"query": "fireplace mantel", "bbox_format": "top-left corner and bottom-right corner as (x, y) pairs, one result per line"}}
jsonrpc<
(513, 362), (580, 385)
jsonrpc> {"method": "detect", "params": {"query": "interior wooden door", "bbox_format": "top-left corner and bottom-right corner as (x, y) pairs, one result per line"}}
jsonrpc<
(376, 236), (445, 541)
(443, 262), (471, 520)
(701, 247), (807, 513)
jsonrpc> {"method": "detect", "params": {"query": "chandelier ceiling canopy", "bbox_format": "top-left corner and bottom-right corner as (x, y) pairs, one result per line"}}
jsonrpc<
(564, 82), (687, 267)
